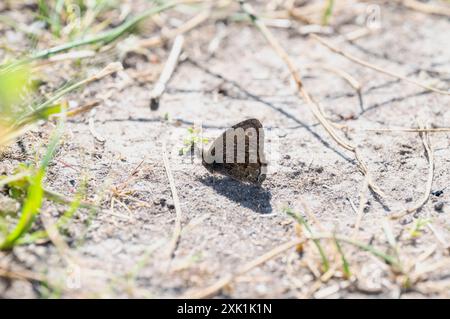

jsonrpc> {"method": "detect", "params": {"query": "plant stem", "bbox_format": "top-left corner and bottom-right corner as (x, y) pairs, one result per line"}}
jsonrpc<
(285, 208), (330, 272)
(0, 1), (181, 72)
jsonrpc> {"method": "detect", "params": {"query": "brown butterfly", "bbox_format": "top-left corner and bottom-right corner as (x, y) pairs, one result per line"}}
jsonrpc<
(202, 118), (267, 185)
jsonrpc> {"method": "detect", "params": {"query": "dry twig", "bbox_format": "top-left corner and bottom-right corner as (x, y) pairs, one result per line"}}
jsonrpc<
(149, 35), (185, 110)
(139, 9), (210, 48)
(362, 127), (450, 133)
(162, 142), (183, 258)
(401, 0), (450, 17)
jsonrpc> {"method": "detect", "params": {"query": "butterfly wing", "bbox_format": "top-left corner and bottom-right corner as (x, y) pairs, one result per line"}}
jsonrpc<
(202, 119), (267, 184)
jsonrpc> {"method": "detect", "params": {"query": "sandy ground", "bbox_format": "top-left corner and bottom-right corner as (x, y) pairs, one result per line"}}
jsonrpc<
(1, 1), (450, 298)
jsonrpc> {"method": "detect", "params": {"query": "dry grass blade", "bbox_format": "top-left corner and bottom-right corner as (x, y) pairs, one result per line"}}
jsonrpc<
(239, 1), (383, 197)
(88, 110), (106, 143)
(311, 34), (450, 96)
(306, 63), (361, 92)
(17, 62), (123, 126)
(390, 123), (434, 220)
(65, 100), (102, 118)
(286, 206), (330, 272)
(401, 0), (450, 17)
(162, 142), (183, 258)
(362, 127), (450, 133)
(310, 233), (399, 267)
(139, 8), (211, 48)
(185, 239), (304, 299)
(0, 265), (46, 282)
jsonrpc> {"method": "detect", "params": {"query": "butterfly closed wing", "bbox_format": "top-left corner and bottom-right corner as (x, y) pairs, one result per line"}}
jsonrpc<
(202, 118), (267, 185)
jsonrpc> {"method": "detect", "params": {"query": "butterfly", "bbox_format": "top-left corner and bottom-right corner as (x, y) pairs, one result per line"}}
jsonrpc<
(202, 118), (267, 185)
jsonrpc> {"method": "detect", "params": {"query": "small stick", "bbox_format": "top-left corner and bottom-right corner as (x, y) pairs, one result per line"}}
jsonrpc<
(390, 123), (434, 220)
(162, 142), (183, 258)
(311, 34), (450, 96)
(208, 22), (228, 56)
(239, 1), (383, 197)
(149, 35), (185, 110)
(88, 110), (106, 143)
(139, 9), (211, 48)
(49, 100), (102, 119)
(347, 197), (359, 215)
(362, 127), (450, 133)
(343, 28), (373, 42)
(401, 0), (450, 17)
(185, 239), (304, 298)
(66, 99), (102, 118)
(305, 63), (361, 92)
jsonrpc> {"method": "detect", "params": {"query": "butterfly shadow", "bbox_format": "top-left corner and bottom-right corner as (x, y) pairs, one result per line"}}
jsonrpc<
(199, 176), (273, 214)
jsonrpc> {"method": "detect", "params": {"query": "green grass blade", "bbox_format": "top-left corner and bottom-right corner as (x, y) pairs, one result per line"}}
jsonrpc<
(0, 117), (64, 250)
(0, 1), (179, 73)
(333, 235), (351, 279)
(285, 207), (330, 272)
(330, 235), (399, 267)
(0, 169), (45, 250)
(322, 0), (335, 25)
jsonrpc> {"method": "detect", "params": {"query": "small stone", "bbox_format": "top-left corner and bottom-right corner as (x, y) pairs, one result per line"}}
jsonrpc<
(434, 202), (444, 212)
(400, 216), (413, 225)
(432, 190), (444, 197)
(160, 198), (167, 206)
(167, 202), (175, 210)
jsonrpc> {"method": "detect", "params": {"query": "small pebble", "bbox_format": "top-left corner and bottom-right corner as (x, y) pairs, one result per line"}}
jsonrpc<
(434, 202), (444, 212)
(167, 202), (175, 210)
(432, 190), (444, 197)
(400, 216), (413, 225)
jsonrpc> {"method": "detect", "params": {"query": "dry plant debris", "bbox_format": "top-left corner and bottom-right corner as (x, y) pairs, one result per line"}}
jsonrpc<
(0, 0), (449, 299)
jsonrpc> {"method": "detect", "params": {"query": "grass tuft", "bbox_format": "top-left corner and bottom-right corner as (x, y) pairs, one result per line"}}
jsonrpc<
(0, 114), (65, 250)
(284, 207), (330, 272)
